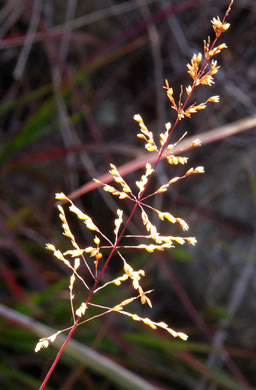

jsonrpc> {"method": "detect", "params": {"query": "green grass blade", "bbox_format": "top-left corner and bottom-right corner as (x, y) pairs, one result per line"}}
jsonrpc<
(0, 304), (159, 390)
(0, 98), (57, 164)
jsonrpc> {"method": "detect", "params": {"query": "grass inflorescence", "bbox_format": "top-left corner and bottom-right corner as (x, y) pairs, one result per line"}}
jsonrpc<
(37, 2), (233, 388)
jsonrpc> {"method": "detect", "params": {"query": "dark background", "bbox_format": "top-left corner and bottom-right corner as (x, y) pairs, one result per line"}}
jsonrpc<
(0, 0), (256, 389)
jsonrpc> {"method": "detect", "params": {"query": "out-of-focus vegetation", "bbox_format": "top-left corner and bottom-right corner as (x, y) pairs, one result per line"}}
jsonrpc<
(0, 0), (256, 389)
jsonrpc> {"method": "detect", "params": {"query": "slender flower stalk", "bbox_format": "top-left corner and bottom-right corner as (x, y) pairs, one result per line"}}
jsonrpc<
(38, 3), (233, 388)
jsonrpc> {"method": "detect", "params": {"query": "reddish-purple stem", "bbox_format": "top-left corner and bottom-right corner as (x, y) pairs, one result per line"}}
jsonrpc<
(39, 320), (79, 390)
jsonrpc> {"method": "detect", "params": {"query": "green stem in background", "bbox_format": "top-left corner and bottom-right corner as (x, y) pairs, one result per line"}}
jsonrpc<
(0, 303), (158, 390)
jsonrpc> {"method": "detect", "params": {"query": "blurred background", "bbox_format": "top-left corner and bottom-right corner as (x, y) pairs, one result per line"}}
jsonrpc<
(0, 0), (256, 389)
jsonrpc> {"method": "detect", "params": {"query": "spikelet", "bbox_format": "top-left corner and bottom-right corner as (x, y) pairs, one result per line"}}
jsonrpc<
(136, 242), (174, 252)
(211, 4), (231, 37)
(119, 310), (188, 341)
(141, 209), (158, 236)
(76, 302), (87, 317)
(123, 262), (151, 307)
(109, 164), (133, 194)
(187, 52), (202, 82)
(57, 204), (76, 243)
(191, 138), (202, 148)
(69, 258), (80, 321)
(136, 163), (154, 196)
(57, 204), (82, 259)
(160, 122), (171, 146)
(55, 192), (69, 201)
(134, 114), (158, 152)
(64, 249), (85, 257)
(184, 94), (219, 118)
(166, 131), (187, 152)
(69, 203), (98, 231)
(46, 243), (90, 290)
(204, 40), (228, 59)
(94, 273), (129, 293)
(185, 167), (205, 176)
(94, 180), (131, 200)
(114, 209), (123, 237)
(109, 293), (153, 312)
(186, 53), (221, 87)
(83, 236), (103, 274)
(55, 193), (99, 232)
(166, 155), (188, 165)
(46, 243), (72, 269)
(164, 80), (178, 113)
(155, 164), (204, 195)
(186, 85), (192, 95)
(35, 333), (58, 352)
(155, 179), (179, 194)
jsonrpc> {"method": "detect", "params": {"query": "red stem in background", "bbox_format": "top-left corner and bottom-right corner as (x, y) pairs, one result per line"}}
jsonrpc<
(0, 0), (200, 50)
(0, 263), (24, 300)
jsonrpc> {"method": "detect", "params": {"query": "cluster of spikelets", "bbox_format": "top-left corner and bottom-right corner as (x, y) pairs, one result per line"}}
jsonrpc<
(35, 2), (232, 353)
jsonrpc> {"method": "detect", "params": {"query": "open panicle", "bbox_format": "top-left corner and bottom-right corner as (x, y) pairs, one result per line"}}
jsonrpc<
(37, 3), (233, 389)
